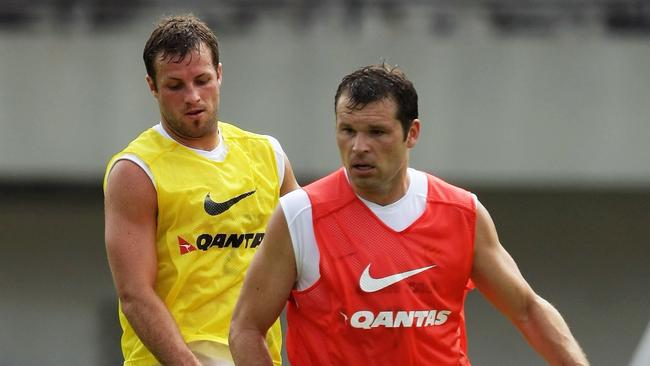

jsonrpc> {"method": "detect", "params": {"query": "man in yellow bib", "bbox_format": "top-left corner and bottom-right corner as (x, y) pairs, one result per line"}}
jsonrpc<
(103, 14), (299, 366)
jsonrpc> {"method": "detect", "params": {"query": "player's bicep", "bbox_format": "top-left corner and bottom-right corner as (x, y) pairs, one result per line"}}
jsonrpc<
(233, 206), (297, 333)
(471, 201), (535, 322)
(104, 160), (158, 297)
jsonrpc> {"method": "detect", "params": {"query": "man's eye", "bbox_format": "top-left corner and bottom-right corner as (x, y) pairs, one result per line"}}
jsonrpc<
(167, 84), (182, 90)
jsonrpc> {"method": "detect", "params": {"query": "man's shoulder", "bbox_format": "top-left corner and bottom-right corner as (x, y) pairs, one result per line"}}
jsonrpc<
(122, 127), (174, 156)
(280, 188), (311, 218)
(303, 169), (343, 193)
(220, 121), (272, 142)
(303, 169), (355, 218)
(420, 170), (474, 211)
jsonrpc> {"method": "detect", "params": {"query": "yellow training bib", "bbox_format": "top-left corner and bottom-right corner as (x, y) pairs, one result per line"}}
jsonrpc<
(104, 122), (282, 365)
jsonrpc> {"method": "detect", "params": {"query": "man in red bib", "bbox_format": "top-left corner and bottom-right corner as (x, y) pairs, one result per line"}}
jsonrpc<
(229, 64), (589, 365)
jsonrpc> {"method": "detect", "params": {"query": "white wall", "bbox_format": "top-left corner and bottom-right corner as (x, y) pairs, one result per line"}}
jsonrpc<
(1, 10), (649, 186)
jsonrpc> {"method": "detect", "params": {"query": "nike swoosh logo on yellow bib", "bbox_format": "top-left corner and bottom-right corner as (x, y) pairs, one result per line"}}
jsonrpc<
(204, 190), (256, 216)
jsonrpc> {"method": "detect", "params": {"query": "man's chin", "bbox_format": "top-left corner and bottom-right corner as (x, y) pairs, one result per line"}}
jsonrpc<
(349, 175), (378, 190)
(187, 119), (217, 132)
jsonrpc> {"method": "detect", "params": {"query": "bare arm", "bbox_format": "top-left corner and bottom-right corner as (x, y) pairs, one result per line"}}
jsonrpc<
(279, 154), (300, 196)
(229, 206), (297, 365)
(104, 160), (200, 365)
(471, 200), (588, 366)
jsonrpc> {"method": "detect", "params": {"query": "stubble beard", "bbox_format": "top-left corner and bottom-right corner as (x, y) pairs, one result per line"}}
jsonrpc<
(164, 111), (218, 140)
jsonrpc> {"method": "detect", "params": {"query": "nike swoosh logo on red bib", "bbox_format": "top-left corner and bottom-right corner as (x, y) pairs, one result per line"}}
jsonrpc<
(359, 263), (437, 293)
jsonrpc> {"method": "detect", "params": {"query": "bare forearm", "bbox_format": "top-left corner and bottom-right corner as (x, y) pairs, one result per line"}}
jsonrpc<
(229, 206), (297, 365)
(229, 327), (274, 366)
(121, 292), (200, 365)
(516, 296), (588, 366)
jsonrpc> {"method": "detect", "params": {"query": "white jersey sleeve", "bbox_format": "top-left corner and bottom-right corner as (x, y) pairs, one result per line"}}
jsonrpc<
(108, 154), (156, 190)
(279, 189), (320, 291)
(263, 134), (286, 188)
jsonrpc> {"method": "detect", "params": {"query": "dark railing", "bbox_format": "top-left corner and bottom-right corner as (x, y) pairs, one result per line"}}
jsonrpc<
(0, 0), (649, 36)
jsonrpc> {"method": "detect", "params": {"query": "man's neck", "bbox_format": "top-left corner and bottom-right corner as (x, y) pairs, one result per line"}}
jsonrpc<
(160, 121), (219, 151)
(345, 168), (411, 206)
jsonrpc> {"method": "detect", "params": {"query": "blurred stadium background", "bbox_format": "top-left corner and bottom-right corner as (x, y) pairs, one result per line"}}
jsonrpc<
(0, 1), (649, 365)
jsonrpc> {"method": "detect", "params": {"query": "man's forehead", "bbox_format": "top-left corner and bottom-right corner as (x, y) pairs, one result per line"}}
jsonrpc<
(336, 95), (397, 114)
(336, 107), (400, 127)
(154, 47), (215, 77)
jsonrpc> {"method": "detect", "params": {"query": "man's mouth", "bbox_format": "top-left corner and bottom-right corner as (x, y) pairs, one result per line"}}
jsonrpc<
(186, 109), (205, 116)
(351, 163), (374, 172)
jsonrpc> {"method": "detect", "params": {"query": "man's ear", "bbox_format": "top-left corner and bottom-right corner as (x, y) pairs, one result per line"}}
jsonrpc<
(145, 74), (158, 98)
(406, 119), (421, 148)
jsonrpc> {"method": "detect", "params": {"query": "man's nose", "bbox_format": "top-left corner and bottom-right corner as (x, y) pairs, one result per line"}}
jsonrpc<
(352, 133), (369, 152)
(184, 85), (201, 104)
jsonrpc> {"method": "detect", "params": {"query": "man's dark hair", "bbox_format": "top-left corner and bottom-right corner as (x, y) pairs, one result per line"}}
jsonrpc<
(143, 14), (220, 87)
(334, 63), (419, 140)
